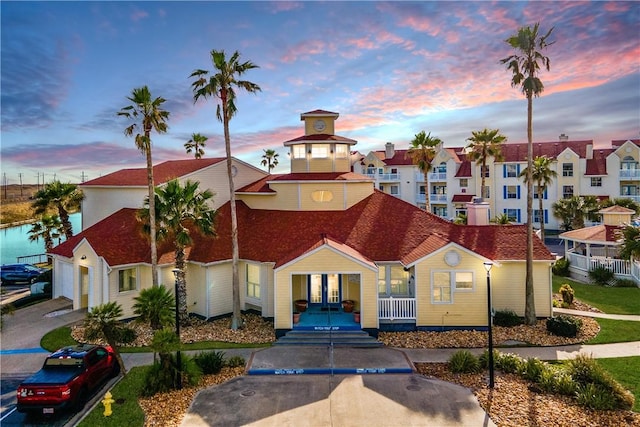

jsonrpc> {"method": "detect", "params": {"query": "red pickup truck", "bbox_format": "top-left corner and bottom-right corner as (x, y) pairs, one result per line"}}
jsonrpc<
(17, 344), (120, 415)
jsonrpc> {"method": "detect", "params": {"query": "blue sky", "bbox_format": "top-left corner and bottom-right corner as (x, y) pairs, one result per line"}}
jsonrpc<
(1, 1), (639, 184)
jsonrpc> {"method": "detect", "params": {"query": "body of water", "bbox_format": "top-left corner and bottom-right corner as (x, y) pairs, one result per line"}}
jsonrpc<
(1, 213), (81, 265)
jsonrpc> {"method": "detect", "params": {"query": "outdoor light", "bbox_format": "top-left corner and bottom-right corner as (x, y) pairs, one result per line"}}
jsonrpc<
(80, 255), (87, 260)
(172, 268), (182, 389)
(483, 261), (495, 388)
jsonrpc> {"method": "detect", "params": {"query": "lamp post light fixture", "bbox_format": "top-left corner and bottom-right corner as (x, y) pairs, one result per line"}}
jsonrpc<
(483, 261), (495, 389)
(172, 268), (182, 390)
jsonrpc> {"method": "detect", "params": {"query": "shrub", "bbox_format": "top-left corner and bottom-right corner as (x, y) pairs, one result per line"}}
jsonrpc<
(194, 350), (225, 375)
(495, 352), (524, 374)
(448, 350), (480, 374)
(226, 355), (246, 368)
(553, 371), (578, 396)
(588, 265), (615, 286)
(568, 354), (635, 410)
(538, 366), (560, 392)
(576, 383), (618, 410)
(176, 353), (202, 387)
(142, 353), (202, 397)
(558, 283), (574, 305)
(518, 357), (546, 383)
(493, 309), (522, 327)
(478, 349), (500, 370)
(614, 278), (637, 288)
(546, 316), (582, 338)
(552, 257), (570, 276)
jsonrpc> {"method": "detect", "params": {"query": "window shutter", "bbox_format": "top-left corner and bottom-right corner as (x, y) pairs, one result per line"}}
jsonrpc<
(503, 186), (507, 199)
(544, 210), (548, 223)
(516, 164), (521, 174)
(517, 210), (521, 222)
(544, 187), (548, 199)
(503, 165), (507, 178)
(517, 186), (521, 199)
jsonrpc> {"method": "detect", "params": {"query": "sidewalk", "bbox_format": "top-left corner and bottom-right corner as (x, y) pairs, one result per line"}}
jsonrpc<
(554, 307), (640, 322)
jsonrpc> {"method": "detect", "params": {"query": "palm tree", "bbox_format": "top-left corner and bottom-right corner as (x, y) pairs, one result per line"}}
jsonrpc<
(185, 133), (208, 159)
(83, 302), (134, 375)
(190, 49), (261, 330)
(552, 195), (599, 231)
(32, 181), (83, 239)
(132, 286), (175, 330)
(599, 198), (640, 216)
(501, 23), (554, 325)
(138, 179), (217, 325)
(618, 225), (640, 261)
(406, 131), (442, 213)
(491, 213), (511, 224)
(465, 128), (506, 199)
(260, 148), (279, 172)
(118, 86), (170, 288)
(28, 214), (63, 252)
(520, 155), (557, 241)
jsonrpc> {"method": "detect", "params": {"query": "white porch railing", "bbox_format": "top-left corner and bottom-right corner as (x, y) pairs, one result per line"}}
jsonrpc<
(567, 252), (631, 277)
(430, 194), (447, 203)
(378, 297), (416, 320)
(620, 169), (640, 179)
(631, 260), (640, 283)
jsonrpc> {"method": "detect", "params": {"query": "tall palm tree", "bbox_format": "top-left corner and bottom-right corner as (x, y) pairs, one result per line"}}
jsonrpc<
(118, 86), (170, 288)
(185, 133), (208, 159)
(138, 179), (217, 325)
(520, 155), (557, 241)
(406, 131), (442, 213)
(618, 225), (640, 261)
(28, 214), (63, 252)
(552, 195), (599, 231)
(32, 181), (83, 240)
(260, 148), (279, 172)
(465, 128), (506, 199)
(190, 49), (261, 330)
(501, 23), (554, 325)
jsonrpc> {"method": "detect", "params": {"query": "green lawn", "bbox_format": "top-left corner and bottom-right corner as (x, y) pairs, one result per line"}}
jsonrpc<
(552, 275), (640, 314)
(587, 318), (640, 344)
(596, 357), (640, 412)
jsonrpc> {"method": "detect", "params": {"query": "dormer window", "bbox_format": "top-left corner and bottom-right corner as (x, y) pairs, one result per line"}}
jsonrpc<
(311, 144), (330, 158)
(335, 144), (348, 158)
(292, 144), (306, 159)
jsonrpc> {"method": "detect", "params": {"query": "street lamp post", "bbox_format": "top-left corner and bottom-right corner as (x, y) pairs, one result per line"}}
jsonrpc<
(483, 261), (494, 389)
(172, 268), (182, 390)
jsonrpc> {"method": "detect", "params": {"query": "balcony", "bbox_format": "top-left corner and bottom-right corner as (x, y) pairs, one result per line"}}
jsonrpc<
(620, 169), (640, 180)
(620, 195), (640, 203)
(430, 194), (447, 203)
(378, 173), (400, 182)
(378, 297), (416, 321)
(428, 172), (447, 181)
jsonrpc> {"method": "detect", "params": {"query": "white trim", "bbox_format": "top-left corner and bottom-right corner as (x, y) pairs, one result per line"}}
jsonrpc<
(406, 241), (498, 268)
(274, 242), (378, 272)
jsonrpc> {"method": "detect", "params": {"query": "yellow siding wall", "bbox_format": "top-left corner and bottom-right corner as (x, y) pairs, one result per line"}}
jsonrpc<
(309, 158), (334, 173)
(185, 265), (207, 317)
(291, 158), (308, 173)
(275, 248), (376, 329)
(414, 249), (552, 327)
(206, 263), (233, 317)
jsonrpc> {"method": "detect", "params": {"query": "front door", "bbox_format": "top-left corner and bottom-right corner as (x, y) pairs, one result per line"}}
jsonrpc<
(308, 274), (340, 308)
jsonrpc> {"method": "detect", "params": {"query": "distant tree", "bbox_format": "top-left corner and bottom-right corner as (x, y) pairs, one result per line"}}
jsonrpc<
(406, 131), (442, 213)
(260, 149), (279, 172)
(599, 198), (640, 216)
(139, 179), (217, 325)
(618, 225), (640, 261)
(185, 133), (208, 159)
(501, 23), (554, 325)
(465, 128), (506, 198)
(83, 302), (134, 375)
(520, 155), (557, 241)
(190, 49), (261, 330)
(491, 213), (511, 225)
(118, 86), (170, 288)
(132, 286), (175, 330)
(552, 195), (599, 231)
(32, 181), (83, 240)
(28, 214), (63, 252)
(453, 214), (467, 225)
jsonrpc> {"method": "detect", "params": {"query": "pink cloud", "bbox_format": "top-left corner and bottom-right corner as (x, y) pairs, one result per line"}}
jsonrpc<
(130, 9), (149, 22)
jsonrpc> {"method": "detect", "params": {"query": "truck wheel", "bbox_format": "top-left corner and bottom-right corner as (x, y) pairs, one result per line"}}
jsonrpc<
(75, 387), (89, 411)
(110, 362), (121, 378)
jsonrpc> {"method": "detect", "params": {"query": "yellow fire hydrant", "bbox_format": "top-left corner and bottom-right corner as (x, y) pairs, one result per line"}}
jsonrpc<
(102, 391), (115, 417)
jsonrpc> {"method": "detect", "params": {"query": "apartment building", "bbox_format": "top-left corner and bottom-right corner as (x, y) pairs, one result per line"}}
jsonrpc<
(353, 137), (640, 231)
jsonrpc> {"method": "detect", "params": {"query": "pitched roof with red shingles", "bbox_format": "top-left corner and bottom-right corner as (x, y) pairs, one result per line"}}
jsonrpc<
(454, 160), (472, 178)
(81, 158), (226, 186)
(612, 139), (640, 148)
(559, 224), (622, 244)
(451, 194), (475, 203)
(52, 191), (554, 268)
(283, 134), (357, 145)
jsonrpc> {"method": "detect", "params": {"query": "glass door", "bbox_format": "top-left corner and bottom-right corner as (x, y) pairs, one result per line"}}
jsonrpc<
(308, 274), (341, 308)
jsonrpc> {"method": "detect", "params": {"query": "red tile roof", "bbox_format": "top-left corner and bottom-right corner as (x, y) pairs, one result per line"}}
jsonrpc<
(500, 140), (595, 162)
(370, 149), (414, 166)
(612, 139), (640, 148)
(283, 134), (357, 145)
(454, 161), (472, 178)
(53, 191), (554, 268)
(81, 158), (225, 186)
(451, 194), (475, 203)
(559, 224), (622, 244)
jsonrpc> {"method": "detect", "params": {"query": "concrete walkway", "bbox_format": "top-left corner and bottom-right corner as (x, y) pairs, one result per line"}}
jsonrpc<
(554, 307), (640, 322)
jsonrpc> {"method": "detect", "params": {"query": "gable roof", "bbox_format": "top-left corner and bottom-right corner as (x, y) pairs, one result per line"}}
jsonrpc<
(283, 134), (357, 145)
(53, 191), (554, 268)
(81, 158), (225, 186)
(558, 224), (621, 245)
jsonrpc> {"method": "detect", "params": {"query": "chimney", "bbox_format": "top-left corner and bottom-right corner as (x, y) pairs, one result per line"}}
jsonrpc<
(385, 142), (395, 159)
(466, 197), (490, 226)
(559, 133), (569, 142)
(586, 144), (593, 160)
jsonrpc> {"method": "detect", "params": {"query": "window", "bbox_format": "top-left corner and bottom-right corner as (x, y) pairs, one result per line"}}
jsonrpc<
(246, 264), (260, 299)
(390, 168), (398, 174)
(311, 190), (333, 202)
(504, 208), (521, 222)
(432, 272), (452, 303)
(434, 206), (447, 217)
(437, 162), (447, 173)
(504, 185), (520, 199)
(118, 268), (136, 292)
(455, 271), (474, 290)
(533, 209), (548, 224)
(459, 178), (468, 188)
(390, 185), (399, 195)
(562, 185), (574, 199)
(311, 144), (329, 158)
(504, 164), (518, 178)
(482, 186), (490, 199)
(335, 144), (348, 158)
(378, 265), (409, 296)
(292, 145), (306, 159)
(481, 165), (490, 178)
(419, 185), (426, 195)
(562, 163), (573, 177)
(590, 177), (602, 187)
(533, 185), (547, 199)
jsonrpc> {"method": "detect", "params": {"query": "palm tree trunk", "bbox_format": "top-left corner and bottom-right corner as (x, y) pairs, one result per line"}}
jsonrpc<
(175, 246), (189, 325)
(423, 173), (430, 213)
(221, 95), (242, 330)
(538, 188), (545, 242)
(57, 203), (73, 239)
(524, 94), (536, 325)
(145, 134), (159, 288)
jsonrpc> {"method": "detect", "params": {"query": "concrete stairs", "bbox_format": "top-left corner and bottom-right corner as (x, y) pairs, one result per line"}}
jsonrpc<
(274, 330), (383, 347)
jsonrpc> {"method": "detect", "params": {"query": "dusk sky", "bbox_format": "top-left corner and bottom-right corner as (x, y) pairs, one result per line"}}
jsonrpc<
(1, 1), (639, 184)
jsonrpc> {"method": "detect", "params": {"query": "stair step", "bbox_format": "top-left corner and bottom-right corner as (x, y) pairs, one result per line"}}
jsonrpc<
(275, 330), (383, 347)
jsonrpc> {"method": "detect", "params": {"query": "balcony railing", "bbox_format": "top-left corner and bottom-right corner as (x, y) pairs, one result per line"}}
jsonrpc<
(566, 252), (632, 277)
(428, 172), (447, 181)
(620, 195), (640, 203)
(430, 194), (447, 203)
(378, 297), (416, 320)
(620, 169), (640, 179)
(364, 172), (400, 181)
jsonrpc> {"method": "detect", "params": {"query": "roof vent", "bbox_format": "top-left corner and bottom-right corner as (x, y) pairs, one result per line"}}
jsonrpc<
(559, 133), (569, 142)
